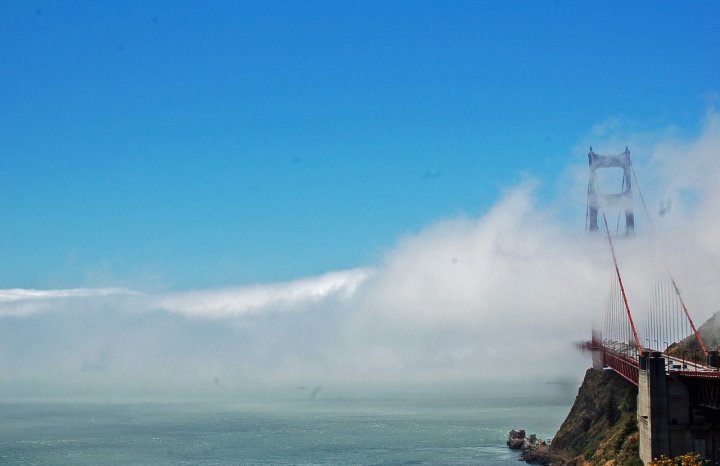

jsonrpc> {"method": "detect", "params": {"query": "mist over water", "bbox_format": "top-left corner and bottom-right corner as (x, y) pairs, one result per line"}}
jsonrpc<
(1, 111), (719, 400)
(1, 4), (717, 464)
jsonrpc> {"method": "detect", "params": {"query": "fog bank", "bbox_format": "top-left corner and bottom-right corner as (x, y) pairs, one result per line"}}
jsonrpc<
(1, 112), (719, 399)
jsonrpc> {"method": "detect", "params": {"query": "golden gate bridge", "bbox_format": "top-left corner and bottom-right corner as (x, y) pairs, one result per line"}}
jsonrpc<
(581, 147), (720, 463)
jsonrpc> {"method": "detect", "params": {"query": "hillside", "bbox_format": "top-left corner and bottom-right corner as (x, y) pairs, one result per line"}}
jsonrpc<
(666, 310), (720, 361)
(549, 368), (642, 466)
(545, 312), (720, 465)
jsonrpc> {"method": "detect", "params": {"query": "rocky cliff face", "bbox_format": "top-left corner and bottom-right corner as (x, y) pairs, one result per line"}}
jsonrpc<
(549, 368), (642, 466)
(543, 312), (720, 465)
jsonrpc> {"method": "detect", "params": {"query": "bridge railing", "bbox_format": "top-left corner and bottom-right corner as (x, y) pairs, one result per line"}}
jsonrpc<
(591, 340), (720, 386)
(600, 344), (640, 385)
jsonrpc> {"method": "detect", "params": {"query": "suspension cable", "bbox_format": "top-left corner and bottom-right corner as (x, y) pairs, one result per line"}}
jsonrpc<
(626, 148), (654, 235)
(671, 278), (709, 356)
(602, 212), (643, 352)
(627, 149), (706, 355)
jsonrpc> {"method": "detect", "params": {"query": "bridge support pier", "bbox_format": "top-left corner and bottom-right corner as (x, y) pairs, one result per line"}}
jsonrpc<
(639, 352), (670, 464)
(638, 352), (720, 464)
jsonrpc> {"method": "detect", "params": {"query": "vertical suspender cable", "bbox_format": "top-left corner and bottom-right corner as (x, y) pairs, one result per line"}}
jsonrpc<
(613, 278), (617, 344)
(664, 282), (668, 349)
(602, 212), (643, 353)
(628, 150), (705, 354)
(652, 283), (657, 350)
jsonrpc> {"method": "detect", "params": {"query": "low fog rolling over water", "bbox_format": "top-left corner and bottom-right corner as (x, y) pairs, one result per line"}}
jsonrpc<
(1, 2), (719, 464)
(2, 114), (720, 398)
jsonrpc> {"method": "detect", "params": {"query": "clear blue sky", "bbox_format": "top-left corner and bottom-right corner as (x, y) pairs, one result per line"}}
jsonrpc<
(1, 1), (718, 290)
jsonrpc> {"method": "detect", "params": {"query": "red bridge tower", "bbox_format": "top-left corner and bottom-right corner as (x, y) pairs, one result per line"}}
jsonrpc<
(587, 147), (635, 235)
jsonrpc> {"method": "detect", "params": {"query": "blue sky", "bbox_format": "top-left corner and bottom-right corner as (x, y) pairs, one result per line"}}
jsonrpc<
(1, 1), (718, 290)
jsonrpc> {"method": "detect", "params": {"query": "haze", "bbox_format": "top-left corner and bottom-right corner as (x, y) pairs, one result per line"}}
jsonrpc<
(1, 2), (718, 400)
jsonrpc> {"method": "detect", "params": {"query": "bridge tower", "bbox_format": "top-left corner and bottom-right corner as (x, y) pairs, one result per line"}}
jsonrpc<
(587, 147), (635, 235)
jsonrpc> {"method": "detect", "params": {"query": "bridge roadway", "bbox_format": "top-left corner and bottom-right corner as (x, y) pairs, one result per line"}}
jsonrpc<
(588, 339), (720, 387)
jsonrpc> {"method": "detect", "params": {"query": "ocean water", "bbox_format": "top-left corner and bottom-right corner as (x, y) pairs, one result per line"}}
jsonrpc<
(0, 385), (576, 465)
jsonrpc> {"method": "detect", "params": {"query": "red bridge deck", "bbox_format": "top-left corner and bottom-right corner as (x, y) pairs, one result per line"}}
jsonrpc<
(586, 340), (720, 387)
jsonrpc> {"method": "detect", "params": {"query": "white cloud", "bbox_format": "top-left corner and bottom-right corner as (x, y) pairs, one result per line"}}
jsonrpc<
(0, 287), (141, 317)
(0, 270), (371, 319)
(1, 110), (719, 398)
(152, 268), (372, 318)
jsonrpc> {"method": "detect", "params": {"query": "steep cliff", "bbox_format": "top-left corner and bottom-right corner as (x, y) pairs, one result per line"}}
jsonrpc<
(549, 368), (642, 466)
(543, 312), (720, 465)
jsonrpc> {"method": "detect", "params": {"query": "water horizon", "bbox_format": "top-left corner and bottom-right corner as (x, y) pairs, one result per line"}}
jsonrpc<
(0, 380), (578, 465)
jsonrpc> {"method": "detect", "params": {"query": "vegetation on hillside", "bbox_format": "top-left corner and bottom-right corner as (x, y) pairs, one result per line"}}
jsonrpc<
(550, 368), (642, 465)
(545, 312), (720, 465)
(649, 453), (708, 465)
(666, 311), (720, 364)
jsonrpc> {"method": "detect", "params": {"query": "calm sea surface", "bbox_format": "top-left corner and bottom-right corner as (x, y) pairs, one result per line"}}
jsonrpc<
(0, 384), (576, 465)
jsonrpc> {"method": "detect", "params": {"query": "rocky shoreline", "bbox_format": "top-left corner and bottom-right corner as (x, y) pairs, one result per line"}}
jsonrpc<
(507, 429), (565, 465)
(507, 368), (642, 466)
(510, 313), (720, 466)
